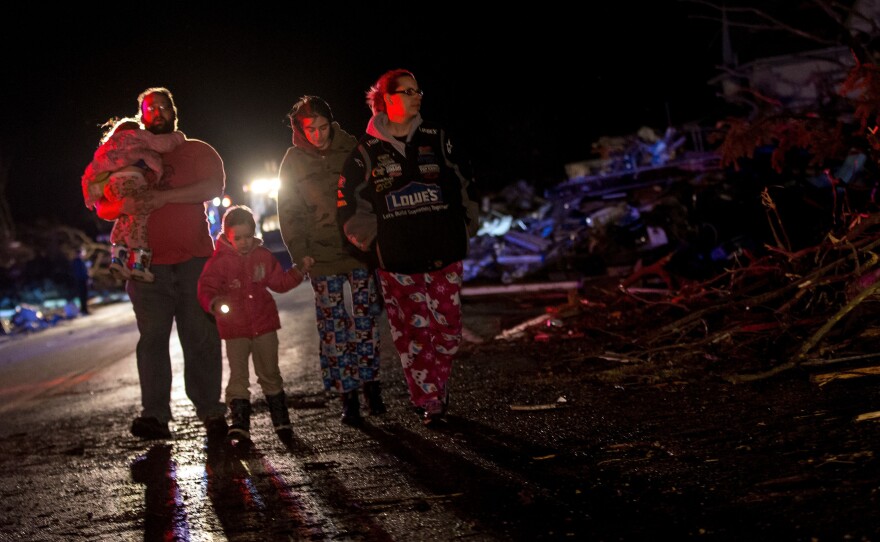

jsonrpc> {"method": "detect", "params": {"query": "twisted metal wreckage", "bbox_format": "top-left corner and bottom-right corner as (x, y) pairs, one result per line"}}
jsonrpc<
(464, 122), (880, 383)
(461, 125), (721, 294)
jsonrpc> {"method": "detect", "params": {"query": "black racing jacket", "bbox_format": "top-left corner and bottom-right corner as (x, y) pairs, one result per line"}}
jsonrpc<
(337, 122), (479, 274)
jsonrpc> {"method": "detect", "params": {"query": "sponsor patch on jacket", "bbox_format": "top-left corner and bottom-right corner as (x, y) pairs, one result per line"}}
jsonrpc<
(419, 164), (440, 176)
(336, 176), (347, 207)
(370, 154), (402, 183)
(371, 163), (401, 180)
(417, 146), (440, 179)
(385, 182), (441, 212)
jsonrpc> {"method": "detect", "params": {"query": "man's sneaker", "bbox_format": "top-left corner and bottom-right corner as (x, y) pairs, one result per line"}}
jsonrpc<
(204, 415), (229, 440)
(131, 416), (171, 440)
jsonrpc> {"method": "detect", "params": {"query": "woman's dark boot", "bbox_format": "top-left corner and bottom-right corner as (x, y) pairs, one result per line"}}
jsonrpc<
(228, 399), (251, 441)
(419, 389), (449, 428)
(266, 391), (293, 439)
(341, 391), (363, 426)
(363, 381), (387, 415)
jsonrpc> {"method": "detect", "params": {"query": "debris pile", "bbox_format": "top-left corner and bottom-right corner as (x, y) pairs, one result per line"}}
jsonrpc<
(464, 125), (725, 285)
(488, 209), (880, 383)
(471, 123), (880, 382)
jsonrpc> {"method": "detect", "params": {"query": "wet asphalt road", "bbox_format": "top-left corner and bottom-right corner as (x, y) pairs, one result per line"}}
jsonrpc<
(0, 283), (585, 541)
(3, 282), (880, 541)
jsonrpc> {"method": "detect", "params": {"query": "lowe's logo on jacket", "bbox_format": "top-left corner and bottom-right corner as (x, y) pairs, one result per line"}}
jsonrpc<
(386, 182), (441, 211)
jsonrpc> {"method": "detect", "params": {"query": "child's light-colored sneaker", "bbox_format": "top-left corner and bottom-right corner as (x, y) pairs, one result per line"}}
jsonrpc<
(129, 247), (155, 282)
(130, 268), (155, 283)
(109, 244), (131, 281)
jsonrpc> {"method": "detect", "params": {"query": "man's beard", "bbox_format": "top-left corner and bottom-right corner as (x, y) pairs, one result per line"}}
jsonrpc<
(147, 118), (174, 134)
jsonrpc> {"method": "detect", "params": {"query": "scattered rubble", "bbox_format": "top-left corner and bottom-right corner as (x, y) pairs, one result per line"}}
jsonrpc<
(463, 125), (725, 286)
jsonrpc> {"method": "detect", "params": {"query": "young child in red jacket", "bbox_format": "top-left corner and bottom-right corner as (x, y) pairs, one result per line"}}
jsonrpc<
(197, 205), (314, 441)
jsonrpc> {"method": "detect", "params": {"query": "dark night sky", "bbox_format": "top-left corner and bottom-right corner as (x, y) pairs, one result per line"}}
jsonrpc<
(3, 5), (743, 238)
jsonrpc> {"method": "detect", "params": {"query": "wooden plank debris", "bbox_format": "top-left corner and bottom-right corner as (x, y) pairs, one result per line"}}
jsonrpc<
(810, 365), (880, 386)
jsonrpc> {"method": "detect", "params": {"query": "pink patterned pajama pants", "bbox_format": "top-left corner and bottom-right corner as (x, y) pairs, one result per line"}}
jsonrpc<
(377, 261), (463, 410)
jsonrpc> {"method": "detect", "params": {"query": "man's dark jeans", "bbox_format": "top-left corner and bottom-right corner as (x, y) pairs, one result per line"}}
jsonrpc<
(127, 257), (225, 423)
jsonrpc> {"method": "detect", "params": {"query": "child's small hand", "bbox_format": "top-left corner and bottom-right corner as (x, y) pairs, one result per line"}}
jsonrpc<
(211, 299), (230, 316)
(301, 257), (315, 274)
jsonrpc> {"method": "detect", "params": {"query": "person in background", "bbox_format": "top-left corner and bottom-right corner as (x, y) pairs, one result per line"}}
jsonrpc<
(93, 87), (228, 441)
(337, 69), (480, 426)
(81, 116), (185, 282)
(277, 95), (384, 426)
(198, 205), (313, 441)
(70, 247), (91, 316)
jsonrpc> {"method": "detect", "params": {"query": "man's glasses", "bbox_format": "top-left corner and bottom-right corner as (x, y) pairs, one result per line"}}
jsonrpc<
(145, 105), (172, 113)
(391, 88), (424, 97)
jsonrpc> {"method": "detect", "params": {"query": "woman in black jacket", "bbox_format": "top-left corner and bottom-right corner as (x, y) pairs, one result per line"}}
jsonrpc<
(337, 69), (479, 426)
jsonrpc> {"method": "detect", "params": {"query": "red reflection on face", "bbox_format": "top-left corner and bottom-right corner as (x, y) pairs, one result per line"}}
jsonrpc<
(141, 93), (175, 134)
(301, 115), (331, 150)
(386, 76), (421, 124)
(226, 223), (256, 254)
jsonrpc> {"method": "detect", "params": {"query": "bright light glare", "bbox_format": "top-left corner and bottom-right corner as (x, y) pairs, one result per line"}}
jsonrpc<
(220, 304), (230, 314)
(212, 197), (221, 206)
(222, 195), (232, 207)
(249, 177), (280, 199)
